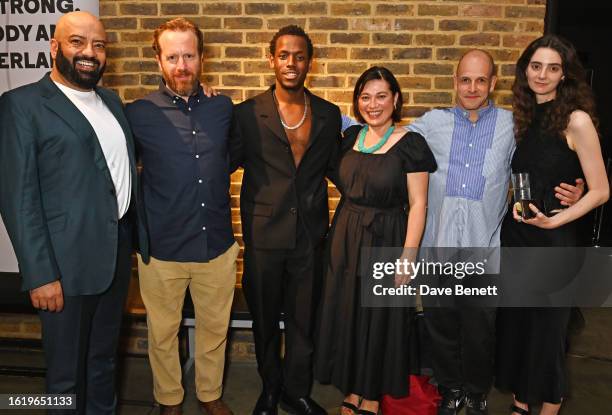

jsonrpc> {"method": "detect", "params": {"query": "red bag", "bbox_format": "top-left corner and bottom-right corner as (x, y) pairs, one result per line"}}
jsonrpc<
(381, 375), (440, 415)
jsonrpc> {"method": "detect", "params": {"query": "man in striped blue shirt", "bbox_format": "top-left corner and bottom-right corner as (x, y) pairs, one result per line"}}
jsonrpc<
(407, 50), (582, 415)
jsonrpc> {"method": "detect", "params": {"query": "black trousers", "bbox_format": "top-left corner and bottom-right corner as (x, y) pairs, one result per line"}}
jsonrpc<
(242, 225), (323, 398)
(425, 307), (496, 395)
(39, 217), (133, 415)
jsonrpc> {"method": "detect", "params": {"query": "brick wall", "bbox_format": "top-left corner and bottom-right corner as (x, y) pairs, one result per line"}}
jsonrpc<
(99, 0), (546, 286)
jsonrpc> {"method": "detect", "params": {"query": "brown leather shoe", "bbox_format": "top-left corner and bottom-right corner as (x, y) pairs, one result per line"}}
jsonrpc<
(198, 398), (234, 415)
(159, 403), (182, 415)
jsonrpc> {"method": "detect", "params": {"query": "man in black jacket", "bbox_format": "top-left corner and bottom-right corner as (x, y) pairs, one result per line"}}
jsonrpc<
(230, 25), (341, 415)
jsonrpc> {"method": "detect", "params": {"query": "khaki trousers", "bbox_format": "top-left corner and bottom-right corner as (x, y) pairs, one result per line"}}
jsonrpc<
(137, 242), (239, 405)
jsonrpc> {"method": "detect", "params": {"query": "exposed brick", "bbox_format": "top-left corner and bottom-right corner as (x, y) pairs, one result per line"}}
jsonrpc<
(414, 92), (453, 104)
(414, 63), (454, 75)
(100, 3), (116, 16)
(245, 89), (268, 100)
(330, 3), (370, 16)
(439, 20), (478, 31)
(435, 77), (454, 89)
(415, 34), (455, 46)
(330, 33), (369, 45)
(503, 34), (539, 48)
(351, 48), (389, 60)
(106, 46), (139, 58)
(495, 78), (514, 90)
(224, 18), (263, 30)
(101, 18), (137, 30)
(192, 17), (223, 30)
(315, 47), (347, 60)
(201, 2), (242, 15)
(287, 2), (327, 15)
(267, 18), (308, 30)
(121, 31), (154, 43)
(223, 75), (261, 87)
(403, 106), (431, 118)
(142, 48), (156, 58)
(351, 18), (393, 31)
(103, 74), (139, 87)
(161, 3), (198, 16)
(204, 61), (242, 73)
(489, 49), (520, 62)
(141, 18), (170, 30)
(460, 33), (500, 47)
(418, 4), (458, 17)
(397, 76), (431, 90)
(205, 32), (243, 44)
(105, 31), (119, 43)
(243, 61), (271, 73)
(245, 3), (285, 15)
(140, 74), (161, 86)
(395, 19), (435, 31)
(460, 5), (502, 18)
(502, 64), (517, 76)
(527, 0), (547, 4)
(483, 20), (517, 32)
(307, 76), (345, 88)
(119, 3), (158, 16)
(391, 48), (432, 60)
(523, 21), (545, 33)
(375, 4), (414, 15)
(372, 33), (412, 46)
(123, 60), (159, 72)
(124, 87), (157, 101)
(203, 46), (222, 59)
(309, 17), (348, 31)
(246, 32), (276, 44)
(506, 6), (546, 19)
(327, 62), (367, 74)
(378, 62), (411, 75)
(436, 48), (471, 61)
(225, 47), (263, 59)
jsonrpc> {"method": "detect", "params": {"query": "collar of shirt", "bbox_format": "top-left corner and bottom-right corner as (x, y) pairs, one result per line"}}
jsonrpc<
(158, 80), (204, 110)
(452, 100), (495, 122)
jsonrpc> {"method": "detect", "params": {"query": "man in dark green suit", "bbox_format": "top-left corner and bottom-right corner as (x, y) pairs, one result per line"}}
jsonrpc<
(0, 12), (147, 414)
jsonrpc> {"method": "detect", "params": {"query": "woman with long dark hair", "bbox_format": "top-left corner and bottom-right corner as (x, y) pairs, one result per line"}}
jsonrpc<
(495, 35), (609, 415)
(315, 66), (436, 415)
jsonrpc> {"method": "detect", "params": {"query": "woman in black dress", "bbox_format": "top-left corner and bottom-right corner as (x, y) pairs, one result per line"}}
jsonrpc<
(495, 35), (609, 415)
(315, 67), (436, 414)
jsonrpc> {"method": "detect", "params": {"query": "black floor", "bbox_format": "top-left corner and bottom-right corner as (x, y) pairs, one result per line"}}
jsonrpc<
(1, 309), (611, 414)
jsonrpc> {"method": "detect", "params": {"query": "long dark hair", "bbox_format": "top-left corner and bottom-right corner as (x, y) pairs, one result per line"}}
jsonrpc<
(512, 34), (598, 141)
(352, 66), (403, 124)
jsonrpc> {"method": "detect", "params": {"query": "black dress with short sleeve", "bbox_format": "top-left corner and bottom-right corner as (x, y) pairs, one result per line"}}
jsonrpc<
(315, 125), (437, 399)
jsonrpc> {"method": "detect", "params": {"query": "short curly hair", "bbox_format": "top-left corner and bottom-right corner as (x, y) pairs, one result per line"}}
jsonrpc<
(269, 25), (313, 59)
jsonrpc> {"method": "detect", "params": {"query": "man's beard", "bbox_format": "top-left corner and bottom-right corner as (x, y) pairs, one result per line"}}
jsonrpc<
(55, 45), (105, 90)
(164, 68), (199, 97)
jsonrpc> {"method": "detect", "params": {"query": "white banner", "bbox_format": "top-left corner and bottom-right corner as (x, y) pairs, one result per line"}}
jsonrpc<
(0, 0), (99, 272)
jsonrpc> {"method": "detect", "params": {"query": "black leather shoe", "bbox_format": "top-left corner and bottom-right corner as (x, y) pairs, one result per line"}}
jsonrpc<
(437, 386), (465, 415)
(279, 394), (327, 415)
(252, 389), (279, 415)
(465, 393), (488, 415)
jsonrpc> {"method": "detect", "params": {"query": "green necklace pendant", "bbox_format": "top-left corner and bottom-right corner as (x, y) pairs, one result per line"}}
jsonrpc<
(357, 124), (395, 154)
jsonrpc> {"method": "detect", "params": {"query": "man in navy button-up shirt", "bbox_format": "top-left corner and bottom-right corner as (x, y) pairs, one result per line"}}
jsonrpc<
(126, 18), (238, 415)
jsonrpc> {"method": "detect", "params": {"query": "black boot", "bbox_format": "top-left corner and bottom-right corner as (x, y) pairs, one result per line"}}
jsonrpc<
(465, 393), (488, 415)
(437, 386), (465, 415)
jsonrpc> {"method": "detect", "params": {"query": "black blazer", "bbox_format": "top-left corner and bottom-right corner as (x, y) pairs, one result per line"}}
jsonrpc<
(0, 73), (148, 295)
(230, 87), (341, 249)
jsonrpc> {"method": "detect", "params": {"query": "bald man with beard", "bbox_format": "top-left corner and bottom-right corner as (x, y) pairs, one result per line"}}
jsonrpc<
(0, 12), (146, 414)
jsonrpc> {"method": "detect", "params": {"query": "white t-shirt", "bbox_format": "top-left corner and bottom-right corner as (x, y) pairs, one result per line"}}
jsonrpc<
(54, 82), (131, 218)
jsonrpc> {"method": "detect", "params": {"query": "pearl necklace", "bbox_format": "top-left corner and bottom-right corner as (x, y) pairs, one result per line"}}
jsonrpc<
(274, 91), (308, 130)
(357, 124), (395, 154)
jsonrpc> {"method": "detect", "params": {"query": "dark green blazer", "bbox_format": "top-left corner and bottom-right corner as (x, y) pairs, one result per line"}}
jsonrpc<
(0, 73), (149, 295)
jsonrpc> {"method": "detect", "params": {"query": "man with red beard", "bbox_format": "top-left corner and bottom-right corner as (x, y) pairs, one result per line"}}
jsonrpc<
(126, 18), (238, 415)
(0, 11), (144, 415)
(230, 25), (341, 415)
